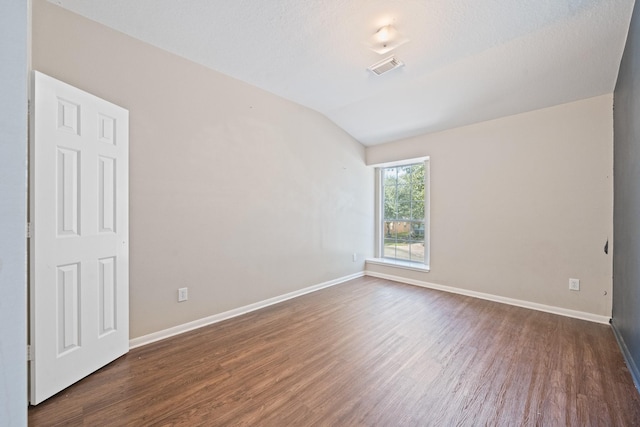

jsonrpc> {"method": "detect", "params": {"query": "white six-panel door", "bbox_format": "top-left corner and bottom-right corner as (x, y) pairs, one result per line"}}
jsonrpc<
(30, 71), (129, 405)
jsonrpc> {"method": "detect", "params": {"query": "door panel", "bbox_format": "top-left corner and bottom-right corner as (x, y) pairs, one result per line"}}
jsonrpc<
(30, 71), (129, 405)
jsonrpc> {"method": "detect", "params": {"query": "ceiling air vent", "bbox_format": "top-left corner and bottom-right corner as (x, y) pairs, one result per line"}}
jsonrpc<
(368, 56), (404, 76)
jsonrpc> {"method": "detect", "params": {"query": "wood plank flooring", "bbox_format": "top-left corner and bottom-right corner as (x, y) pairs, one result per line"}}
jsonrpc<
(28, 277), (640, 426)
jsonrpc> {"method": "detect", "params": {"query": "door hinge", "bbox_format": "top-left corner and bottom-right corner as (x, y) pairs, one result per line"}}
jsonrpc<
(27, 222), (32, 239)
(27, 345), (32, 361)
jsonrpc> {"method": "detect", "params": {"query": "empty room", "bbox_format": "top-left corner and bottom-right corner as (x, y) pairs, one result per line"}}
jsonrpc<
(3, 0), (640, 425)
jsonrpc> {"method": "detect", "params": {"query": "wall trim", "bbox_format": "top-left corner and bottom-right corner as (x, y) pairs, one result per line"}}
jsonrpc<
(129, 271), (364, 349)
(130, 268), (613, 349)
(611, 319), (640, 392)
(364, 270), (611, 325)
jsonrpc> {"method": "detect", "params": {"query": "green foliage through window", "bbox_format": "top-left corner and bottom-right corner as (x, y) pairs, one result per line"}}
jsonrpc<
(382, 163), (426, 263)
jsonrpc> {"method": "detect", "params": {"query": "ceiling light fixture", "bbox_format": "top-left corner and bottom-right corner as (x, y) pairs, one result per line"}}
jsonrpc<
(369, 24), (409, 55)
(374, 25), (396, 43)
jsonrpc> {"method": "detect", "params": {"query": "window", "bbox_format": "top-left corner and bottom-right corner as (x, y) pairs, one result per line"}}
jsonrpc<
(379, 160), (429, 266)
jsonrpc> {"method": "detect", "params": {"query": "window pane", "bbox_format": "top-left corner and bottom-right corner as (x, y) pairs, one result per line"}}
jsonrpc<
(383, 185), (397, 218)
(383, 221), (396, 239)
(397, 185), (411, 219)
(411, 200), (425, 220)
(410, 240), (425, 262)
(383, 168), (397, 184)
(394, 240), (411, 260)
(394, 221), (411, 240)
(410, 222), (425, 239)
(383, 239), (396, 258)
(397, 165), (411, 185)
(411, 164), (425, 191)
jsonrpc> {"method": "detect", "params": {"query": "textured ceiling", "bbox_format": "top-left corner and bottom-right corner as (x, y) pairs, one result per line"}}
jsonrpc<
(50, 0), (635, 146)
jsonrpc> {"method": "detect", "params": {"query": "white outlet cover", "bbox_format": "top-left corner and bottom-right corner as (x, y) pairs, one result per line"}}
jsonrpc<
(569, 278), (580, 291)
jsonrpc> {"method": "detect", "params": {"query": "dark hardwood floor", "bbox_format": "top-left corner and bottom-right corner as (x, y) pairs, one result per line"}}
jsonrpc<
(29, 276), (640, 426)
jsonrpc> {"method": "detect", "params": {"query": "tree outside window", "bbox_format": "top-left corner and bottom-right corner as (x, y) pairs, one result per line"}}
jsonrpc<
(382, 163), (425, 263)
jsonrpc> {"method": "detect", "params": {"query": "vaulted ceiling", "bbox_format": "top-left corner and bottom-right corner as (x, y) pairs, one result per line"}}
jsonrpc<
(52, 0), (635, 146)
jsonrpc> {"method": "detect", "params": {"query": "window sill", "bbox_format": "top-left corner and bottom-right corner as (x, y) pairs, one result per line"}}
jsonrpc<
(365, 258), (430, 273)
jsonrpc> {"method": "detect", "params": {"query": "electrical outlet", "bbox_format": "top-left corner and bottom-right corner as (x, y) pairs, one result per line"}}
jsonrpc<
(569, 278), (580, 291)
(352, 253), (357, 262)
(178, 287), (188, 302)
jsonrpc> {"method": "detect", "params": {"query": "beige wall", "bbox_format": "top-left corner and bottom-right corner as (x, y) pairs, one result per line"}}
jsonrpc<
(31, 0), (614, 338)
(367, 95), (614, 316)
(32, 0), (374, 338)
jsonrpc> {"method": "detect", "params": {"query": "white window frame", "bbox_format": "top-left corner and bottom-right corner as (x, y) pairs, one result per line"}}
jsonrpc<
(369, 157), (430, 272)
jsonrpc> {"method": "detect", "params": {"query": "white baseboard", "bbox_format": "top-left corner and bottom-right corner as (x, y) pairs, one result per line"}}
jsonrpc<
(129, 271), (365, 349)
(130, 269), (611, 349)
(365, 270), (611, 325)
